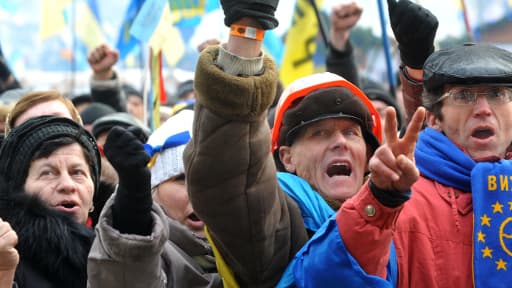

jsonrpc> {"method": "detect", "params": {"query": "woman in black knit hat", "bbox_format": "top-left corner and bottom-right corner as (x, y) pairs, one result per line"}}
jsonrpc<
(0, 115), (101, 288)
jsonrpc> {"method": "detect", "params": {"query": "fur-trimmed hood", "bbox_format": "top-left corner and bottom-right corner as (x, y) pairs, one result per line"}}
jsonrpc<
(0, 178), (94, 288)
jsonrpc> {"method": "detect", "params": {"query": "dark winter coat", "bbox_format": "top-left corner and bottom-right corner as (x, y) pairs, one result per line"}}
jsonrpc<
(88, 192), (222, 288)
(183, 46), (308, 287)
(0, 178), (94, 288)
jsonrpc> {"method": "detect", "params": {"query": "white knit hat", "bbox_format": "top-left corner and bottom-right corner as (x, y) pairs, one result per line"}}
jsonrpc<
(144, 110), (194, 189)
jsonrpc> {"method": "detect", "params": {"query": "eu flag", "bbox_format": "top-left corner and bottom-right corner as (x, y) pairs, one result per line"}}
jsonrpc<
(471, 160), (512, 287)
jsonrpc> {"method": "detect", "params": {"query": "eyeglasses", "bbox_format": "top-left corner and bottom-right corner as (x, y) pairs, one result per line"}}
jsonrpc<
(437, 87), (512, 106)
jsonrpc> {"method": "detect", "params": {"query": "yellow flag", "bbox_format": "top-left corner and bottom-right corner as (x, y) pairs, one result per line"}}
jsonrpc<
(74, 2), (106, 51)
(280, 0), (324, 86)
(39, 0), (70, 40)
(148, 2), (185, 66)
(161, 26), (185, 67)
(149, 2), (174, 52)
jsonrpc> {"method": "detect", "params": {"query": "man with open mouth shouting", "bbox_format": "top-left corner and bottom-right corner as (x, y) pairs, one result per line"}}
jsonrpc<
(181, 0), (383, 285)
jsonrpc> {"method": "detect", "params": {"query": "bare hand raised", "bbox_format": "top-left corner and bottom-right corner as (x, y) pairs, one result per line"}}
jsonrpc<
(330, 2), (363, 51)
(87, 44), (119, 80)
(369, 106), (425, 192)
(0, 218), (18, 272)
(197, 38), (221, 53)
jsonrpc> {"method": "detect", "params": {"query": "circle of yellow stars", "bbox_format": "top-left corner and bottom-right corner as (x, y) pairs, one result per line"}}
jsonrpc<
(477, 201), (512, 271)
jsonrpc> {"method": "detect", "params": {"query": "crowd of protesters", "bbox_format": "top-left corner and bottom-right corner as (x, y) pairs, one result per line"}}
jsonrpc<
(1, 0), (512, 287)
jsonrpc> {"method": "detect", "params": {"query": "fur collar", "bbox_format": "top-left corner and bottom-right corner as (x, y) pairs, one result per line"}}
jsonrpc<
(0, 181), (94, 287)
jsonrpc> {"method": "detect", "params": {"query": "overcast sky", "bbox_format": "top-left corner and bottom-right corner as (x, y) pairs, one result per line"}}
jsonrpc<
(276, 0), (509, 41)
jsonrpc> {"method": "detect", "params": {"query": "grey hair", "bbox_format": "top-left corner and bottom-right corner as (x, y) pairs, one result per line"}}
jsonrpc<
(422, 87), (445, 120)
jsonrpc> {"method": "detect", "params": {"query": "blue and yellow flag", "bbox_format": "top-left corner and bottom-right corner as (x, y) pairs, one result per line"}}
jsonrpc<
(74, 0), (106, 51)
(39, 0), (70, 40)
(164, 0), (205, 68)
(169, 0), (205, 21)
(0, 1), (18, 14)
(280, 0), (324, 86)
(129, 0), (170, 130)
(116, 0), (145, 60)
(472, 160), (512, 286)
(86, 0), (101, 21)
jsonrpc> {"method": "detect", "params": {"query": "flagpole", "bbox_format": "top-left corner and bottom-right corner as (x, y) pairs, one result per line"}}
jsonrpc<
(377, 0), (396, 95)
(142, 45), (151, 128)
(460, 0), (475, 41)
(71, 0), (77, 94)
(308, 0), (329, 47)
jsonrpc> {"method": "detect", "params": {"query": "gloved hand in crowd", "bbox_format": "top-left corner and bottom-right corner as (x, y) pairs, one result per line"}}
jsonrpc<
(387, 0), (438, 69)
(104, 126), (153, 235)
(221, 0), (279, 30)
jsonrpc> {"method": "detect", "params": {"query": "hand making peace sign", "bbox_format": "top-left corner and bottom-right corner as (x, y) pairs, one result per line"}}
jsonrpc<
(368, 106), (426, 192)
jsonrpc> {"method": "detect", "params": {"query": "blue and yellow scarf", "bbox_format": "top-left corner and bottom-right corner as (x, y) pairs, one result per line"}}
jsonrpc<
(416, 128), (512, 287)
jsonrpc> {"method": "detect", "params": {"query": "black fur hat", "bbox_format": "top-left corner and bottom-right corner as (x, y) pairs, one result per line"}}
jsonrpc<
(0, 115), (101, 193)
(279, 87), (380, 152)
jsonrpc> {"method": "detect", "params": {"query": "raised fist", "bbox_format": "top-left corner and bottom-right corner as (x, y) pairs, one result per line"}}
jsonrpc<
(104, 126), (150, 176)
(88, 44), (119, 80)
(387, 0), (438, 69)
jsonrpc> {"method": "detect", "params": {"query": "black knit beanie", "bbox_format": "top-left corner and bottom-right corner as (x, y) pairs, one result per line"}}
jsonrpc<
(0, 115), (101, 193)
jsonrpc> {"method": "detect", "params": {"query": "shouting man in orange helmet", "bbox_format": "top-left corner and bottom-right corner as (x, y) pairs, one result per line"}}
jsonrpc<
(271, 72), (381, 219)
(182, 4), (393, 287)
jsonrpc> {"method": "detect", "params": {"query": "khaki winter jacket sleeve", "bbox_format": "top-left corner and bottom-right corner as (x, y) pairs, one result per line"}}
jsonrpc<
(88, 194), (169, 288)
(88, 193), (222, 288)
(183, 46), (308, 287)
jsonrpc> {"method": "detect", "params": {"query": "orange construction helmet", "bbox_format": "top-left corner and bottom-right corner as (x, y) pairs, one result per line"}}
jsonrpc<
(271, 72), (382, 153)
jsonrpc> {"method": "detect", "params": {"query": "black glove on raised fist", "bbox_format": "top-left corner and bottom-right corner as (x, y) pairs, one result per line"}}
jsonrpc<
(104, 126), (149, 174)
(221, 0), (279, 30)
(104, 126), (153, 235)
(387, 0), (438, 69)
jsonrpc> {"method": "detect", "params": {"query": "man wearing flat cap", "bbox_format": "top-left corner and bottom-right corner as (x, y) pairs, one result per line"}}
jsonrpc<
(291, 1), (512, 286)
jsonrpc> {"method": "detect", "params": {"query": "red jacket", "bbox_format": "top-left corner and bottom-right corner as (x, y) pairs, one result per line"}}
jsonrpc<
(338, 177), (473, 287)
